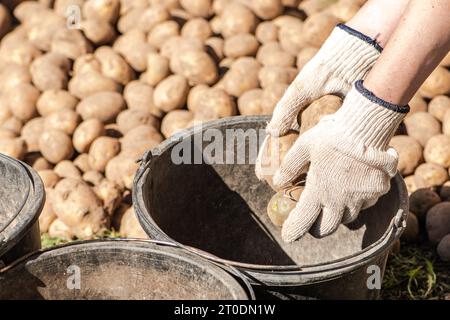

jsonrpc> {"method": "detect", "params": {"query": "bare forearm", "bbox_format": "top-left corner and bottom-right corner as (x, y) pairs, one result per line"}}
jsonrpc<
(364, 0), (450, 106)
(346, 0), (410, 47)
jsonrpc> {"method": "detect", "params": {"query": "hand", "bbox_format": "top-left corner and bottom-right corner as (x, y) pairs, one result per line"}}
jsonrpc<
(273, 81), (409, 242)
(256, 24), (381, 180)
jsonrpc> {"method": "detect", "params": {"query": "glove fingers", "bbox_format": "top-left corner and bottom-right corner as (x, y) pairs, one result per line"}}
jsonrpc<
(281, 189), (321, 242)
(272, 137), (310, 189)
(310, 205), (344, 238)
(266, 84), (310, 137)
(342, 201), (363, 224)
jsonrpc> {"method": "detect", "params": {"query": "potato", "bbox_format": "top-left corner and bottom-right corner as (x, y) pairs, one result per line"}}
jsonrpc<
(401, 212), (420, 242)
(153, 75), (189, 112)
(404, 112), (441, 147)
(256, 42), (295, 67)
(0, 4), (12, 39)
(51, 29), (92, 60)
(73, 54), (101, 75)
(83, 170), (104, 186)
(302, 13), (341, 48)
(224, 33), (259, 58)
(51, 178), (109, 239)
(282, 0), (300, 7)
(424, 135), (450, 168)
(209, 15), (222, 34)
(120, 125), (163, 158)
(117, 7), (144, 33)
(223, 57), (261, 97)
(298, 95), (343, 134)
(404, 175), (428, 195)
(259, 130), (299, 190)
(258, 66), (297, 89)
(409, 188), (441, 221)
(94, 178), (123, 215)
(69, 70), (121, 99)
(94, 46), (134, 85)
(149, 0), (180, 10)
(6, 83), (40, 122)
(278, 19), (305, 55)
(0, 138), (26, 159)
(161, 110), (194, 137)
(255, 21), (278, 44)
(220, 2), (257, 38)
(273, 15), (302, 28)
(189, 87), (236, 120)
(81, 18), (116, 45)
(73, 120), (105, 154)
(30, 53), (70, 91)
(296, 47), (318, 70)
(124, 80), (161, 117)
(0, 98), (11, 124)
(139, 53), (170, 87)
(160, 36), (203, 59)
(120, 207), (148, 238)
(48, 218), (74, 240)
(428, 95), (450, 121)
(212, 0), (227, 15)
(426, 202), (450, 244)
(298, 0), (337, 16)
(0, 128), (15, 139)
(26, 11), (65, 52)
(437, 234), (450, 261)
(44, 109), (80, 136)
(238, 88), (264, 115)
(116, 109), (160, 133)
(54, 160), (82, 179)
(444, 110), (450, 136)
(76, 91), (125, 122)
(170, 50), (218, 85)
(105, 155), (139, 189)
(179, 0), (212, 17)
(181, 18), (212, 42)
(39, 198), (57, 234)
(261, 83), (288, 114)
(419, 67), (450, 98)
(267, 187), (304, 227)
(1, 117), (23, 135)
(205, 37), (224, 60)
(13, 1), (48, 22)
(113, 29), (156, 72)
(0, 38), (41, 68)
(21, 117), (45, 152)
(187, 85), (209, 110)
(38, 170), (60, 188)
(54, 0), (84, 16)
(28, 155), (52, 171)
(83, 0), (120, 24)
(415, 163), (449, 188)
(88, 136), (121, 172)
(407, 93), (427, 117)
(0, 64), (31, 93)
(72, 154), (90, 174)
(137, 5), (170, 32)
(327, 0), (360, 21)
(37, 90), (78, 116)
(39, 130), (73, 164)
(250, 0), (283, 20)
(389, 135), (423, 176)
(439, 181), (450, 202)
(147, 20), (179, 48)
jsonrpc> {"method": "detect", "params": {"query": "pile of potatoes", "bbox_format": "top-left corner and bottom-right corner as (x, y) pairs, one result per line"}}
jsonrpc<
(0, 0), (449, 261)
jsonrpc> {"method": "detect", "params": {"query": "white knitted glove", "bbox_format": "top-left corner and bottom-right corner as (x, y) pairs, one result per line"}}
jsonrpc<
(274, 81), (409, 242)
(267, 24), (382, 137)
(256, 24), (382, 179)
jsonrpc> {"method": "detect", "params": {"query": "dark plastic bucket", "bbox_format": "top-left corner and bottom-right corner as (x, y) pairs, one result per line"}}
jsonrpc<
(0, 239), (254, 299)
(133, 116), (409, 300)
(0, 153), (44, 267)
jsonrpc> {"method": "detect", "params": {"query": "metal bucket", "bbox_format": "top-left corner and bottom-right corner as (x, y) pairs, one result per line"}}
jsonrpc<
(0, 239), (254, 300)
(0, 153), (44, 266)
(133, 116), (409, 300)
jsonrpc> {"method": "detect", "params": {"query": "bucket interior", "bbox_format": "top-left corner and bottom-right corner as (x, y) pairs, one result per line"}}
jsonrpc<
(142, 118), (404, 267)
(0, 155), (31, 233)
(0, 241), (249, 300)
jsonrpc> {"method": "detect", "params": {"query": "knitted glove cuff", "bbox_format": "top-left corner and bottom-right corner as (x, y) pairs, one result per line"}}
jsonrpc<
(314, 25), (382, 85)
(333, 80), (410, 150)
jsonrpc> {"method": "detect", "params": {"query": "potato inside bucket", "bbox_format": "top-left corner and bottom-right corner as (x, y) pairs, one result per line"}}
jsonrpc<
(143, 117), (404, 267)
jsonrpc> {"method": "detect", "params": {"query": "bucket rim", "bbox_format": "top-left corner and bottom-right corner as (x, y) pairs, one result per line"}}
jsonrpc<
(0, 153), (45, 258)
(0, 238), (255, 300)
(133, 115), (409, 281)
